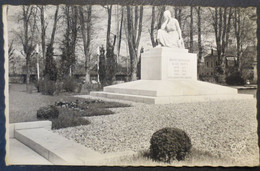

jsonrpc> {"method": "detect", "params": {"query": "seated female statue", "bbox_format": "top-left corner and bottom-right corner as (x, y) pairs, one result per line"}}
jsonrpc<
(157, 10), (184, 49)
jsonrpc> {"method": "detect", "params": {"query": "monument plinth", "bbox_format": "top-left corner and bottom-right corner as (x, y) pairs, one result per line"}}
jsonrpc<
(141, 47), (196, 80)
(90, 47), (253, 104)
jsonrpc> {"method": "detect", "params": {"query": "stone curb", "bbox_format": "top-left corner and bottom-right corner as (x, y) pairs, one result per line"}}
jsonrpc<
(9, 120), (52, 138)
(14, 128), (103, 165)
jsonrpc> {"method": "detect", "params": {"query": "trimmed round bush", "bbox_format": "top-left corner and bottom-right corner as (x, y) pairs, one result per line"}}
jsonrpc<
(150, 127), (192, 163)
(37, 105), (59, 119)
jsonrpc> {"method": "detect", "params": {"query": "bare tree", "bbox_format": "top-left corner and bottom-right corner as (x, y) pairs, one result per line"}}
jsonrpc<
(233, 8), (257, 71)
(125, 5), (143, 81)
(103, 4), (117, 85)
(60, 5), (79, 78)
(44, 5), (59, 81)
(79, 5), (92, 83)
(20, 5), (38, 91)
(210, 7), (233, 75)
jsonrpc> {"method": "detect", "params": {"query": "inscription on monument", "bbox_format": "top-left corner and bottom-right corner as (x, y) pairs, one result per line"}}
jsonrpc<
(168, 58), (192, 79)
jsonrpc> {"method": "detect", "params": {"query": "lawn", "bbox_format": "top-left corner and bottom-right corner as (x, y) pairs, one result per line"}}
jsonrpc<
(9, 84), (63, 123)
(9, 84), (130, 127)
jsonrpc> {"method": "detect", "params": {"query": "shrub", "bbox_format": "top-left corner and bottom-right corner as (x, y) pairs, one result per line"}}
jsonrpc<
(150, 127), (192, 163)
(44, 45), (58, 81)
(63, 77), (81, 93)
(106, 42), (117, 85)
(37, 105), (59, 119)
(225, 72), (245, 85)
(51, 115), (90, 129)
(80, 82), (101, 94)
(38, 79), (57, 95)
(98, 45), (107, 87)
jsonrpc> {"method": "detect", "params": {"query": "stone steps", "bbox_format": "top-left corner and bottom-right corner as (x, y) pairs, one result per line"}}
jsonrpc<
(90, 80), (253, 104)
(90, 91), (156, 103)
(90, 91), (253, 104)
(14, 127), (103, 165)
(103, 80), (238, 97)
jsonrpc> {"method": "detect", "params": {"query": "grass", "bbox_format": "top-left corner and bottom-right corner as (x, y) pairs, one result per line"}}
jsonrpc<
(107, 148), (234, 166)
(9, 84), (131, 129)
(9, 84), (65, 123)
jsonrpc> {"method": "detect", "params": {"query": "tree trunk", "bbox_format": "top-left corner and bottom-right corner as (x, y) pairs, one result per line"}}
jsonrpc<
(217, 8), (222, 62)
(86, 6), (92, 83)
(197, 7), (202, 63)
(221, 8), (227, 55)
(190, 6), (193, 53)
(134, 6), (138, 42)
(40, 6), (46, 62)
(135, 6), (143, 50)
(126, 6), (136, 81)
(22, 6), (35, 91)
(71, 6), (78, 62)
(234, 8), (241, 69)
(157, 6), (166, 29)
(212, 7), (222, 63)
(117, 6), (124, 58)
(150, 6), (156, 47)
(79, 5), (92, 84)
(23, 6), (30, 85)
(225, 7), (233, 50)
(126, 6), (143, 81)
(174, 7), (182, 27)
(49, 5), (59, 48)
(106, 5), (112, 49)
(44, 5), (59, 82)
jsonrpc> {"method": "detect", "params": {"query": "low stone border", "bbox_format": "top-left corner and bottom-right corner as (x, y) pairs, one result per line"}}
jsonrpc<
(9, 121), (52, 138)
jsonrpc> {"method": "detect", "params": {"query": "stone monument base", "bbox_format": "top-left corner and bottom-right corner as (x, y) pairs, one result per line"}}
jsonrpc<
(90, 47), (253, 104)
(90, 80), (253, 104)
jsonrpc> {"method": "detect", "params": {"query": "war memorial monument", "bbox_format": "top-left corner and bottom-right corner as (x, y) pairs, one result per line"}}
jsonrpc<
(90, 10), (253, 104)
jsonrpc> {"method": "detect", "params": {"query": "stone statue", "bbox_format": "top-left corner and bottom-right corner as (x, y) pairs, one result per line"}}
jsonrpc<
(157, 10), (184, 49)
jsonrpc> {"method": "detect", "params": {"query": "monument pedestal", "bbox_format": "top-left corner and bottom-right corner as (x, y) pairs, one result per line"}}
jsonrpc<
(141, 48), (196, 80)
(90, 47), (253, 104)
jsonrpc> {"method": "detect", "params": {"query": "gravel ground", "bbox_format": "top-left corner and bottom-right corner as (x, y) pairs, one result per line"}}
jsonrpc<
(53, 97), (259, 166)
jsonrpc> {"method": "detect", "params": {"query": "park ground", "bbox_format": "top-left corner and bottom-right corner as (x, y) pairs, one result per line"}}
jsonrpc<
(8, 83), (259, 166)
